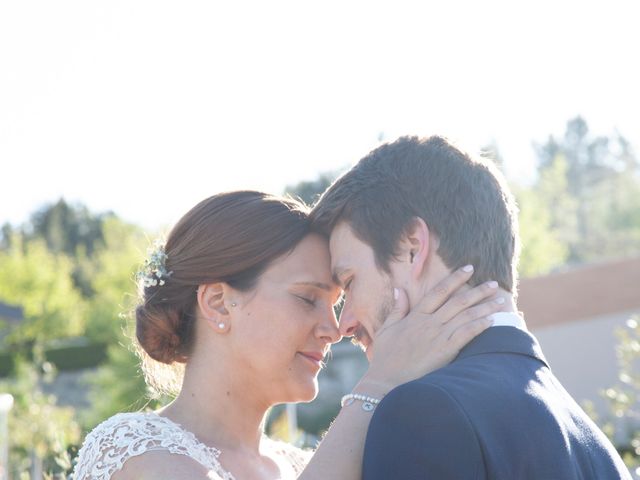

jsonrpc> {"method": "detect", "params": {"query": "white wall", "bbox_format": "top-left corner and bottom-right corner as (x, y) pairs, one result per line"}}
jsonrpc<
(532, 309), (639, 418)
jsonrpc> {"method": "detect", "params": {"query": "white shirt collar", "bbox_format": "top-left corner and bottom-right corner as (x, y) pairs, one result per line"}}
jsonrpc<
(488, 312), (528, 332)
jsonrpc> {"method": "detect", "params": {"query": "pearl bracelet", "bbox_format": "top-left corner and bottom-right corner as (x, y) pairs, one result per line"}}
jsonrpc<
(340, 393), (381, 412)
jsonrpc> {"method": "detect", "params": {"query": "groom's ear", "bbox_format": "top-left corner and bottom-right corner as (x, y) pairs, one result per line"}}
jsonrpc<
(399, 217), (431, 280)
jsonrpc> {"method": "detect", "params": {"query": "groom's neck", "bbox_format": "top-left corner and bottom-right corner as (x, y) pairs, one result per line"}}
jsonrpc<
(411, 263), (517, 314)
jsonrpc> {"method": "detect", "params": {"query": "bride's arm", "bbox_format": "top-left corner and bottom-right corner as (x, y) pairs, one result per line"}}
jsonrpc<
(298, 267), (502, 480)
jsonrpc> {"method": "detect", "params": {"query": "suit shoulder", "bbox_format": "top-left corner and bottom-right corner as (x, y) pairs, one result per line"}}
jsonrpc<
(380, 376), (456, 402)
(364, 378), (484, 478)
(376, 379), (469, 422)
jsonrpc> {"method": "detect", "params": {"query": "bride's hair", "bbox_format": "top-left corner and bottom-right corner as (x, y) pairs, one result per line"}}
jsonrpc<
(134, 190), (310, 395)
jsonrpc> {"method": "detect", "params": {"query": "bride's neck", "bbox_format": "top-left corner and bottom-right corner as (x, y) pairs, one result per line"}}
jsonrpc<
(160, 353), (268, 454)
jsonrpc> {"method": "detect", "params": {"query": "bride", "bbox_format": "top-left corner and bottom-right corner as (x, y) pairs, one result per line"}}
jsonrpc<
(73, 190), (500, 480)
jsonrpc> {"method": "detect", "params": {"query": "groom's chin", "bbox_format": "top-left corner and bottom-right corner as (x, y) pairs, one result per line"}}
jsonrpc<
(364, 343), (375, 362)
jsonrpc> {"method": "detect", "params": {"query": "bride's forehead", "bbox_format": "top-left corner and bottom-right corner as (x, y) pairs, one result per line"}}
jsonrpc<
(265, 257), (332, 282)
(284, 235), (331, 264)
(260, 254), (332, 286)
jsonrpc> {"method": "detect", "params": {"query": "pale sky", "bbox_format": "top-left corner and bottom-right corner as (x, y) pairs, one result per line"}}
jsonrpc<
(2, 1), (638, 231)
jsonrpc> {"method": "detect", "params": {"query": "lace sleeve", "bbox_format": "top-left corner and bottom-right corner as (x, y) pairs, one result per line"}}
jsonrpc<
(72, 413), (233, 480)
(267, 439), (314, 476)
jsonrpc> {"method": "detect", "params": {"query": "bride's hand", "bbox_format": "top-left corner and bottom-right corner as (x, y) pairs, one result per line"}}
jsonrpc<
(363, 265), (504, 390)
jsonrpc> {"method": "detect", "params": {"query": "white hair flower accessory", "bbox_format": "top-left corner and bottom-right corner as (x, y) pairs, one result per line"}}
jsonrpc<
(137, 239), (173, 287)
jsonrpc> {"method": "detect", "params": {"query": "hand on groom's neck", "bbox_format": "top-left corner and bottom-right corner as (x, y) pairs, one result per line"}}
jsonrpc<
(408, 255), (517, 316)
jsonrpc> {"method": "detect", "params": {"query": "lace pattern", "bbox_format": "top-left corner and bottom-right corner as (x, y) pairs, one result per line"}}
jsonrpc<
(72, 412), (310, 479)
(264, 437), (313, 476)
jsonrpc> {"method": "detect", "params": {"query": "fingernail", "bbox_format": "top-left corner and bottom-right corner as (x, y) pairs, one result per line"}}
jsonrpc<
(394, 288), (399, 300)
(495, 297), (505, 304)
(462, 265), (474, 272)
(488, 281), (499, 289)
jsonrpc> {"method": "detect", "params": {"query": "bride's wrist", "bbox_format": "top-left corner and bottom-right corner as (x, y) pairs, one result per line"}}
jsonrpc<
(353, 372), (395, 398)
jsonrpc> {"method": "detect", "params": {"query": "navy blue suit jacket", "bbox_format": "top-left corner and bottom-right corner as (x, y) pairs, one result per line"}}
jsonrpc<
(362, 327), (630, 479)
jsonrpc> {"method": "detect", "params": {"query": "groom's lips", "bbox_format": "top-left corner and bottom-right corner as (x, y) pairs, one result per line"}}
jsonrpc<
(353, 327), (373, 351)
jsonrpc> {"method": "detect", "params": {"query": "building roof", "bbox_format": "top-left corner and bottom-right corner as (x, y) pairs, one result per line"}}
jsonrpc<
(0, 302), (23, 323)
(518, 256), (640, 330)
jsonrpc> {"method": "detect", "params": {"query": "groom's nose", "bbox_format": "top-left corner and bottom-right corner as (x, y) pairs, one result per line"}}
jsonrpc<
(338, 303), (359, 337)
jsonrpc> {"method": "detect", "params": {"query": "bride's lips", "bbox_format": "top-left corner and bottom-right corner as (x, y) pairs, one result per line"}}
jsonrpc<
(298, 351), (325, 368)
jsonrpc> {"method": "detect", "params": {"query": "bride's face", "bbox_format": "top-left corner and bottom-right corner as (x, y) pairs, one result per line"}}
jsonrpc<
(228, 233), (342, 404)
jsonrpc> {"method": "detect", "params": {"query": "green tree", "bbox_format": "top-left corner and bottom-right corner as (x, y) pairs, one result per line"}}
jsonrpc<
(81, 222), (169, 429)
(589, 316), (640, 478)
(284, 170), (342, 206)
(514, 185), (569, 277)
(0, 353), (80, 478)
(25, 199), (111, 257)
(19, 199), (115, 297)
(0, 235), (86, 345)
(81, 337), (164, 431)
(84, 217), (150, 344)
(534, 117), (640, 263)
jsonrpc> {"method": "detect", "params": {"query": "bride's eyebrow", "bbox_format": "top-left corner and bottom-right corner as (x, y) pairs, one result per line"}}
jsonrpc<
(292, 281), (334, 291)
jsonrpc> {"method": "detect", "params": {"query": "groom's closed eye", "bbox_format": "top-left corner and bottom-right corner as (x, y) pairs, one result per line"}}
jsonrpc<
(332, 267), (349, 287)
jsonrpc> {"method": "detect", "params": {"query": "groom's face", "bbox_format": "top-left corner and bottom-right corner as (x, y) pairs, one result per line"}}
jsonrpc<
(329, 222), (396, 361)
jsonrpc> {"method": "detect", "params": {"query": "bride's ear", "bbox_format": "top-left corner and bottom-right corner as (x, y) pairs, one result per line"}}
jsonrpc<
(196, 282), (235, 333)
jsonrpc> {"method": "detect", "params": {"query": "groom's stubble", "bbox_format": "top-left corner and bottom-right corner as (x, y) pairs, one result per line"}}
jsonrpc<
(351, 279), (395, 352)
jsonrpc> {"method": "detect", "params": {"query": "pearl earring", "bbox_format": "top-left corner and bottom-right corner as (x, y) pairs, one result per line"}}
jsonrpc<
(218, 322), (225, 329)
(230, 302), (237, 307)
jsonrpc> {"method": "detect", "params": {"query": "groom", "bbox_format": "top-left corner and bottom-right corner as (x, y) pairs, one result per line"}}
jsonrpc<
(311, 136), (630, 479)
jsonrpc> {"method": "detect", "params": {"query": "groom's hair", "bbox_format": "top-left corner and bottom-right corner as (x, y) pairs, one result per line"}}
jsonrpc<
(311, 135), (520, 293)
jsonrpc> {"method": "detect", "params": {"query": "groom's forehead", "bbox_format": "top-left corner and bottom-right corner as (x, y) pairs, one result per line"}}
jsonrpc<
(329, 222), (376, 271)
(328, 222), (356, 258)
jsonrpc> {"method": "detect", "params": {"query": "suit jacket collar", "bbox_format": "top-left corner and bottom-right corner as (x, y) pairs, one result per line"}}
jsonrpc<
(454, 326), (550, 369)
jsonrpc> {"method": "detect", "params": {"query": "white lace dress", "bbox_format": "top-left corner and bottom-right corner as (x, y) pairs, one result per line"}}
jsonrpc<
(72, 412), (311, 480)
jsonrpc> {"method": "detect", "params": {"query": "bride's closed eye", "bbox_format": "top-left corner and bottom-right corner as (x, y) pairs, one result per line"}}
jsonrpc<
(294, 294), (316, 307)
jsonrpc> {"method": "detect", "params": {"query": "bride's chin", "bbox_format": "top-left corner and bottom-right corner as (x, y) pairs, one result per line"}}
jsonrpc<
(286, 379), (319, 404)
(299, 387), (319, 403)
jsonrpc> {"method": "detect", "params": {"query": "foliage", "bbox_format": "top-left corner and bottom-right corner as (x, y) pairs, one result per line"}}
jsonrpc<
(284, 170), (341, 207)
(0, 236), (86, 345)
(23, 199), (110, 257)
(534, 117), (640, 264)
(80, 333), (165, 431)
(582, 315), (640, 477)
(593, 315), (640, 478)
(0, 351), (80, 478)
(0, 212), (148, 347)
(1, 199), (115, 298)
(83, 217), (149, 344)
(514, 184), (569, 277)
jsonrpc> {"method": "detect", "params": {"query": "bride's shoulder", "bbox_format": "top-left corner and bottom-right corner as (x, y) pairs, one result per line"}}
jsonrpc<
(71, 411), (189, 480)
(71, 412), (149, 479)
(76, 411), (168, 452)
